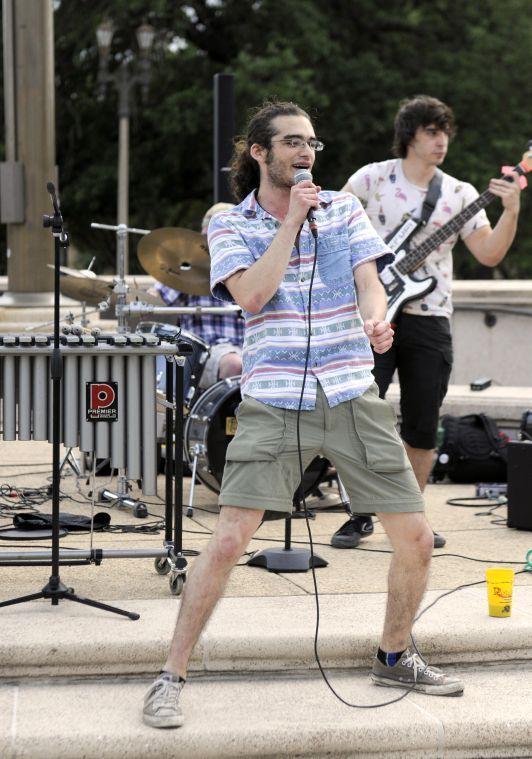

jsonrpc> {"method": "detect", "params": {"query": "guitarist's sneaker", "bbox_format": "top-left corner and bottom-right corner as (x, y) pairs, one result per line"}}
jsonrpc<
(371, 647), (464, 696)
(331, 516), (446, 549)
(330, 515), (374, 548)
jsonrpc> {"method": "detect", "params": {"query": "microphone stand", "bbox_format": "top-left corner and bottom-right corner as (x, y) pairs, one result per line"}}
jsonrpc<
(0, 183), (138, 620)
(247, 487), (327, 573)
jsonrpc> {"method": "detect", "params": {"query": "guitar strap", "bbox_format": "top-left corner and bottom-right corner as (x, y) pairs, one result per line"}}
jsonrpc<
(420, 169), (443, 225)
(384, 169), (443, 249)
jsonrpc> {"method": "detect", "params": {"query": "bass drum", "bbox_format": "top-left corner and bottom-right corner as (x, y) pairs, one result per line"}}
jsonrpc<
(184, 377), (329, 498)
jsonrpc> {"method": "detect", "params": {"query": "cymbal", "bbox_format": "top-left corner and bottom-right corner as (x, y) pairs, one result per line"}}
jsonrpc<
(47, 263), (99, 279)
(137, 227), (211, 295)
(59, 274), (161, 306)
(59, 275), (113, 305)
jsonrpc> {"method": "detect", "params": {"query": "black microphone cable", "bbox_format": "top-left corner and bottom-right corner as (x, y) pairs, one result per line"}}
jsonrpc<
(295, 232), (427, 709)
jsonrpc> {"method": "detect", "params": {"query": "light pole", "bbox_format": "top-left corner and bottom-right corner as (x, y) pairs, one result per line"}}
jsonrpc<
(96, 19), (154, 275)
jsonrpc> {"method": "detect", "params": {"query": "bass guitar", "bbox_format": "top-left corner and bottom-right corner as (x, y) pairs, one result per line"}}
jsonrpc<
(381, 143), (532, 323)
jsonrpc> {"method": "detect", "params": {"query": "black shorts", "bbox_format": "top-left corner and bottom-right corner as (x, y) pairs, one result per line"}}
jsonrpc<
(372, 313), (453, 450)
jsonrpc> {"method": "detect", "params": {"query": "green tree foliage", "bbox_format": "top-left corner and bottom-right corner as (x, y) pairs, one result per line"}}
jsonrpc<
(49, 0), (530, 275)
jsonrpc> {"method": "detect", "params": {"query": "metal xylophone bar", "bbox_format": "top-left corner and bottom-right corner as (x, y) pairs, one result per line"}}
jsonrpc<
(0, 332), (179, 495)
(0, 334), (191, 576)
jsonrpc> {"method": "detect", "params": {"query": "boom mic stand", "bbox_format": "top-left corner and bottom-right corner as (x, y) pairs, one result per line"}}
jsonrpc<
(247, 491), (328, 572)
(0, 183), (138, 619)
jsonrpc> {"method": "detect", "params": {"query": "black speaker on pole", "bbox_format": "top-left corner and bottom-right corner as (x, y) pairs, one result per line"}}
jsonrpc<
(213, 73), (234, 203)
(507, 441), (532, 530)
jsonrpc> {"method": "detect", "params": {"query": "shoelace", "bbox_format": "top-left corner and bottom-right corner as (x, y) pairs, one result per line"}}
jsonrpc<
(402, 651), (439, 681)
(147, 679), (182, 712)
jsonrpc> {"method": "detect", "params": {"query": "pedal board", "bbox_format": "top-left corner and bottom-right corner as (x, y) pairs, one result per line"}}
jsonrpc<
(475, 482), (507, 498)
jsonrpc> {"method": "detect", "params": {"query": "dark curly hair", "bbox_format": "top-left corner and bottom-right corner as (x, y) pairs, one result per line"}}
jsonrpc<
(392, 95), (456, 158)
(230, 100), (311, 202)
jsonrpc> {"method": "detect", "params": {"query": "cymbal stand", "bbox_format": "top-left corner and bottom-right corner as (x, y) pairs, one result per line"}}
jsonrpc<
(90, 222), (150, 333)
(90, 222), (151, 516)
(185, 444), (203, 518)
(24, 305), (102, 333)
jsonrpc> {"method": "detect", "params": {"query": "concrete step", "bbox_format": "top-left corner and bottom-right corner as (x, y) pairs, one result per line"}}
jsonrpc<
(1, 662), (531, 758)
(1, 586), (531, 678)
(387, 383), (532, 428)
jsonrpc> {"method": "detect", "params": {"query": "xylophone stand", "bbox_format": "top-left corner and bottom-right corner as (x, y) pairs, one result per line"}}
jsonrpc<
(0, 183), (139, 620)
(59, 447), (83, 478)
(154, 355), (188, 594)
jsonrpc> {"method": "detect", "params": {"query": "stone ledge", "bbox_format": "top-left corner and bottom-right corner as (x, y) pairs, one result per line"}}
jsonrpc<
(387, 383), (532, 425)
(0, 586), (531, 678)
(0, 663), (530, 758)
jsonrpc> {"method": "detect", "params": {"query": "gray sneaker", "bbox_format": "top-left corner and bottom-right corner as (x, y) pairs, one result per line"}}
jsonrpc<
(371, 647), (464, 696)
(143, 674), (185, 728)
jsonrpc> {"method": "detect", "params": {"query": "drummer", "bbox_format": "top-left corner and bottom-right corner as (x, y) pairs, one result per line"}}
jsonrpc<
(149, 203), (244, 388)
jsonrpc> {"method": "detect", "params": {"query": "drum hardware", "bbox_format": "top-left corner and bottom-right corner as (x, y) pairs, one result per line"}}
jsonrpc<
(25, 306), (103, 333)
(127, 302), (242, 317)
(137, 226), (211, 295)
(185, 443), (206, 517)
(90, 221), (152, 333)
(336, 475), (352, 516)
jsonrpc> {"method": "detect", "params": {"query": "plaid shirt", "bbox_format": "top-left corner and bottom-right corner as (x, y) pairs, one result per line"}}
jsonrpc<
(154, 284), (244, 346)
(208, 190), (393, 410)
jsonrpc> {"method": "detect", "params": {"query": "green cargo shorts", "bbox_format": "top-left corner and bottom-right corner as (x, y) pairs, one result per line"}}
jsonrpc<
(219, 383), (424, 518)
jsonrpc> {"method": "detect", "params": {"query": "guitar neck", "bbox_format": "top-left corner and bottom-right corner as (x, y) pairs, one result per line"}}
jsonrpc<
(397, 188), (495, 274)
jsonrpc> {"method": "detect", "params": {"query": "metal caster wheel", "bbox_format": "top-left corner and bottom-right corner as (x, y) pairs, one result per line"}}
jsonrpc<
(169, 574), (185, 596)
(154, 557), (171, 575)
(133, 502), (148, 518)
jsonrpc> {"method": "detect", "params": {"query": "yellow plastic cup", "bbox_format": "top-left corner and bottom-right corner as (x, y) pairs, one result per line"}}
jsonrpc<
(486, 568), (514, 617)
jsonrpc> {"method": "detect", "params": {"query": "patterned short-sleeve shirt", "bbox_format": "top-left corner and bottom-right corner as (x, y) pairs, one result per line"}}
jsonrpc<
(347, 159), (490, 317)
(207, 189), (393, 410)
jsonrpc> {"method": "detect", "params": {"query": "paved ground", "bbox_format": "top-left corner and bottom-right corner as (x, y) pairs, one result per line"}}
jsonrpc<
(1, 441), (531, 758)
(0, 440), (529, 606)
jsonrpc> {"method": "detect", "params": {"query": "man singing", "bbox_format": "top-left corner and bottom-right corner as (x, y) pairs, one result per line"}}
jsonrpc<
(142, 101), (464, 729)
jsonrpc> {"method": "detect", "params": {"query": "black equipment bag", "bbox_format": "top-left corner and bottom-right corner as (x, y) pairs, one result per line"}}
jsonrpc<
(433, 413), (508, 483)
(13, 511), (111, 532)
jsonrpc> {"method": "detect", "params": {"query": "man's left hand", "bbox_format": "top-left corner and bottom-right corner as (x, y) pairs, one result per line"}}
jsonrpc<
(489, 171), (522, 214)
(364, 319), (394, 354)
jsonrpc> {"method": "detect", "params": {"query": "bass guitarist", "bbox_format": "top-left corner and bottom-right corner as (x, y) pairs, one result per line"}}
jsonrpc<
(331, 94), (523, 551)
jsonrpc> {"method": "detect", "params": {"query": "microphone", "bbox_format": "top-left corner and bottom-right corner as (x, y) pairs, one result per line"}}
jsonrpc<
(293, 169), (318, 238)
(46, 181), (61, 216)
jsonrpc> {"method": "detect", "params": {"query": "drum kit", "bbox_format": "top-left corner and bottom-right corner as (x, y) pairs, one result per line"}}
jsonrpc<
(47, 221), (335, 518)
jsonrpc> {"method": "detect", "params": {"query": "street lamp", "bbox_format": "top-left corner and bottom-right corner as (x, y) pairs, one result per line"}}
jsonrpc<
(96, 19), (155, 275)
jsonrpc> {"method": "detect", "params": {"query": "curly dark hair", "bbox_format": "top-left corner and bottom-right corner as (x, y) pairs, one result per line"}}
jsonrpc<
(230, 100), (311, 202)
(392, 95), (456, 158)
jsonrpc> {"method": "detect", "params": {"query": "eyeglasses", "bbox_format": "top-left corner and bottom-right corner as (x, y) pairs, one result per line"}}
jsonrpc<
(272, 137), (325, 152)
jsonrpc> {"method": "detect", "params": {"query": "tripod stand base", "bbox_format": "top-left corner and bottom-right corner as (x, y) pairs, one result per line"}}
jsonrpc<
(0, 578), (140, 620)
(0, 527), (68, 541)
(247, 547), (327, 573)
